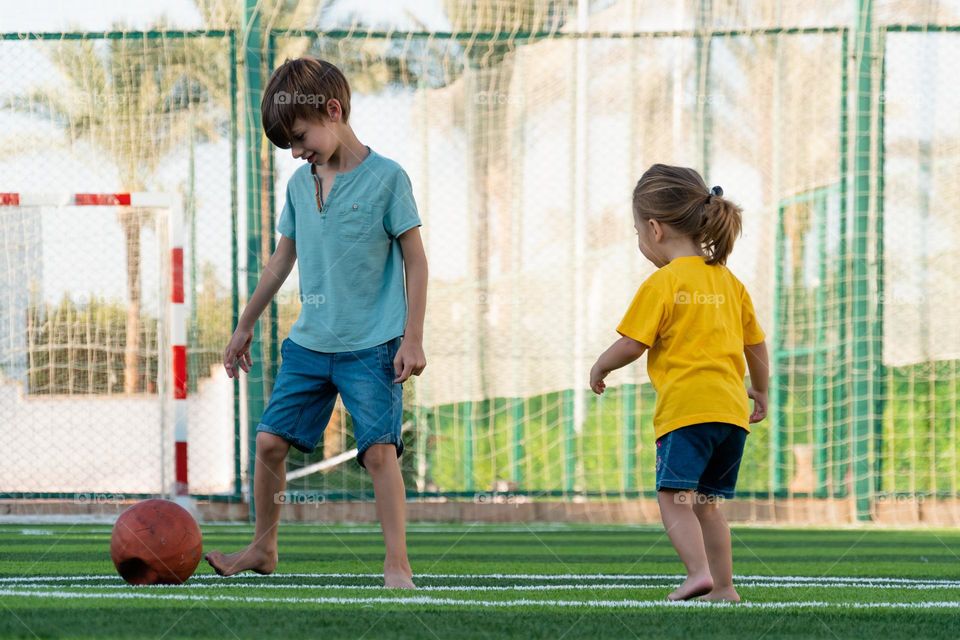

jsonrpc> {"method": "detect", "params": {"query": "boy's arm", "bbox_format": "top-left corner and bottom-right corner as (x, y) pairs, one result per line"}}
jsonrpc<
(394, 227), (428, 383)
(224, 236), (297, 377)
(590, 336), (648, 394)
(744, 340), (769, 423)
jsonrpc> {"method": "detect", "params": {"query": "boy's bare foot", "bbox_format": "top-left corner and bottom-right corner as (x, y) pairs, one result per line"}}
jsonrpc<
(384, 562), (415, 589)
(205, 545), (277, 577)
(700, 587), (741, 603)
(667, 573), (714, 601)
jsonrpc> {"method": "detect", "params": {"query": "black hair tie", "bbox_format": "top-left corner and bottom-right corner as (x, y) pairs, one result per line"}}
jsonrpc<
(706, 185), (722, 205)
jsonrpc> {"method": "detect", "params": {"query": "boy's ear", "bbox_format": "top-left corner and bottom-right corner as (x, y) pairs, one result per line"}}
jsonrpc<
(325, 98), (342, 122)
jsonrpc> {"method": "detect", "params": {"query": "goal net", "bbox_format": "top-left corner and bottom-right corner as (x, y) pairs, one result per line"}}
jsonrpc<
(0, 193), (230, 502)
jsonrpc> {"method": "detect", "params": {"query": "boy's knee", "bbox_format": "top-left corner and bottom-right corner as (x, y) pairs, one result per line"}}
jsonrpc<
(361, 444), (394, 471)
(256, 432), (290, 462)
(657, 488), (694, 508)
(692, 495), (721, 517)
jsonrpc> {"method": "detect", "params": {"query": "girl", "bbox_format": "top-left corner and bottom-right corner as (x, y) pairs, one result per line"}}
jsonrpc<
(589, 164), (769, 603)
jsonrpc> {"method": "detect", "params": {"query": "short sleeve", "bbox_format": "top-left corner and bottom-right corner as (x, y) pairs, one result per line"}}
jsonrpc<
(383, 168), (422, 237)
(277, 183), (296, 239)
(741, 286), (765, 345)
(616, 276), (671, 348)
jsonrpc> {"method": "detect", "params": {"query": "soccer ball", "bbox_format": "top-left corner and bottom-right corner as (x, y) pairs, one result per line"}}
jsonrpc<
(110, 499), (203, 585)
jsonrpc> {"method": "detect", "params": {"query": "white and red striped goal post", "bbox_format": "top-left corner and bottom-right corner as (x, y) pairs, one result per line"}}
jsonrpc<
(0, 191), (190, 496)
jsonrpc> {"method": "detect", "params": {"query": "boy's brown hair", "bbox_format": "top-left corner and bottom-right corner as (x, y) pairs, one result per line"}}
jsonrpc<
(261, 57), (351, 149)
(633, 164), (743, 266)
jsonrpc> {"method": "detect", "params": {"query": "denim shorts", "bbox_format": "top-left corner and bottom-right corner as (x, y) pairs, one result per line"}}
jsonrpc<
(655, 422), (747, 499)
(257, 336), (404, 467)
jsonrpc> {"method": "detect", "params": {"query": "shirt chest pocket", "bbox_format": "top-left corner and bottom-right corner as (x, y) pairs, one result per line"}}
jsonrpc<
(336, 200), (376, 241)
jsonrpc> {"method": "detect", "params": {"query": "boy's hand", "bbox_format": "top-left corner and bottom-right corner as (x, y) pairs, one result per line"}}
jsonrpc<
(747, 386), (768, 423)
(393, 338), (426, 384)
(589, 363), (607, 395)
(223, 326), (253, 379)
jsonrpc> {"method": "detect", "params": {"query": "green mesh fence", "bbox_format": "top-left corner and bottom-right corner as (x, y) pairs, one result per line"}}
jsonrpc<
(1, 2), (958, 523)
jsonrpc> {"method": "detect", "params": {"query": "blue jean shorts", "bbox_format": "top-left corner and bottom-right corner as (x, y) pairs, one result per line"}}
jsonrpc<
(655, 422), (747, 499)
(257, 336), (404, 467)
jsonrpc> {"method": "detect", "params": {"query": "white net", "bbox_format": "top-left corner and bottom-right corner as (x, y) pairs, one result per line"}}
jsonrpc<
(0, 27), (239, 500)
(0, 200), (170, 493)
(1, 1), (958, 523)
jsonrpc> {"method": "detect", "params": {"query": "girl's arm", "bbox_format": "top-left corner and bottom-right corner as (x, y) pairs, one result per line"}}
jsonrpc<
(744, 341), (768, 392)
(590, 336), (648, 394)
(744, 340), (769, 423)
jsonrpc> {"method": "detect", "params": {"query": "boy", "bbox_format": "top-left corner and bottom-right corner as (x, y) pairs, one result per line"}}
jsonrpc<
(204, 57), (428, 589)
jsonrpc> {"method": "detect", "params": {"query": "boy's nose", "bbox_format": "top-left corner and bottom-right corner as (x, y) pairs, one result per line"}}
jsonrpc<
(291, 147), (303, 159)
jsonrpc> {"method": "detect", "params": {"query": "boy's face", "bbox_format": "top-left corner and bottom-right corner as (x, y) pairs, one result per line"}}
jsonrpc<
(288, 116), (339, 165)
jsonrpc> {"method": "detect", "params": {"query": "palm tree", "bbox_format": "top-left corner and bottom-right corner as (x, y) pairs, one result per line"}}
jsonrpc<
(7, 0), (328, 395)
(443, 0), (566, 398)
(9, 27), (223, 393)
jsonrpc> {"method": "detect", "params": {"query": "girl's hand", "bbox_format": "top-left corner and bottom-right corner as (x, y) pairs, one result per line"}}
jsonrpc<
(223, 326), (253, 378)
(590, 363), (607, 395)
(393, 338), (426, 383)
(747, 386), (768, 423)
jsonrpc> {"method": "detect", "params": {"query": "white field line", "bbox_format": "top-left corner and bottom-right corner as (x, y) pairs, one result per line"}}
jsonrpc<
(1, 525), (663, 533)
(8, 582), (960, 592)
(0, 524), (663, 534)
(185, 573), (960, 586)
(3, 573), (960, 588)
(15, 529), (55, 536)
(2, 588), (960, 610)
(5, 523), (957, 535)
(267, 527), (665, 534)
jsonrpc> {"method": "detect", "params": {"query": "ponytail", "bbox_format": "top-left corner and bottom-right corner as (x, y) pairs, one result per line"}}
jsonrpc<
(698, 187), (742, 266)
(633, 164), (743, 266)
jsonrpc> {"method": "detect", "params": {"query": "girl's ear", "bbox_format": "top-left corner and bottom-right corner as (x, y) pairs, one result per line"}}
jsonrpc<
(648, 218), (663, 242)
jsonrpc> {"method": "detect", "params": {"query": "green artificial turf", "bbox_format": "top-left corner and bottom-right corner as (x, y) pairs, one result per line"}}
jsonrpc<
(1, 523), (959, 638)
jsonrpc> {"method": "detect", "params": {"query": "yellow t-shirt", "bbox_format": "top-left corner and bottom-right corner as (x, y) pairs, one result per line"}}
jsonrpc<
(616, 255), (765, 440)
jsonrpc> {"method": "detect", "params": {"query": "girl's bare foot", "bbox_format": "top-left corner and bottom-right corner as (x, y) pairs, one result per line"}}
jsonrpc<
(700, 586), (741, 603)
(205, 545), (277, 577)
(384, 561), (415, 589)
(667, 573), (714, 601)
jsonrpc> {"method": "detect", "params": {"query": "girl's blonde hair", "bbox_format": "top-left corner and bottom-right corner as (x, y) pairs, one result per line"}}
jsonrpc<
(632, 164), (742, 266)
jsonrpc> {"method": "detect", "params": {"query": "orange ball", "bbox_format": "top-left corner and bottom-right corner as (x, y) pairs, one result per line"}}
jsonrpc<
(110, 499), (202, 585)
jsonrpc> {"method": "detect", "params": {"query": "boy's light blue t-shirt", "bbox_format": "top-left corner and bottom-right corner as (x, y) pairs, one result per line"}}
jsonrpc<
(277, 148), (421, 353)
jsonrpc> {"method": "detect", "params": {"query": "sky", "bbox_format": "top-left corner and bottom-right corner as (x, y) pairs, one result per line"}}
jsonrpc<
(0, 0), (450, 32)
